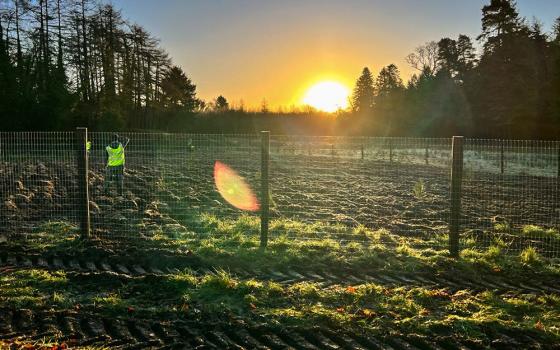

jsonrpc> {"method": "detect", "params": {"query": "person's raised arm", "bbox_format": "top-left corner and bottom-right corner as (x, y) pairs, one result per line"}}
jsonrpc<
(122, 136), (130, 148)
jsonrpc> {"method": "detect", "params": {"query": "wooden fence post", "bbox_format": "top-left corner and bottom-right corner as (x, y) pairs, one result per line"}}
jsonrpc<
(361, 143), (364, 160)
(260, 131), (270, 249)
(425, 141), (429, 165)
(75, 127), (91, 239)
(449, 136), (464, 258)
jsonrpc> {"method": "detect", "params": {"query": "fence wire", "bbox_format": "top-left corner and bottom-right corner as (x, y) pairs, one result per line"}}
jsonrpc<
(87, 132), (260, 239)
(462, 139), (560, 256)
(268, 136), (452, 248)
(0, 132), (558, 256)
(0, 132), (79, 237)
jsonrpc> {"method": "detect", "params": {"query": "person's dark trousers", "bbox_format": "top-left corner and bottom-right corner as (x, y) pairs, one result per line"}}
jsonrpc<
(103, 165), (125, 195)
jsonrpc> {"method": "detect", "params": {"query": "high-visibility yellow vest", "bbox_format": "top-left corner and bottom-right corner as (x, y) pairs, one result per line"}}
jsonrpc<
(106, 144), (125, 167)
(86, 141), (92, 152)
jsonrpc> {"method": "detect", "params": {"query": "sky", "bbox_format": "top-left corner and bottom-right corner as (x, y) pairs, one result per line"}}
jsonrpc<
(110, 0), (560, 110)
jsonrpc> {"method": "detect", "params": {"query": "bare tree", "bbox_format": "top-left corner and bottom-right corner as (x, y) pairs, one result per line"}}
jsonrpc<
(405, 41), (439, 73)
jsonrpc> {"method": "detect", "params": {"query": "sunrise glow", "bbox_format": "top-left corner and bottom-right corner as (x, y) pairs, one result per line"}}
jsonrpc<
(302, 81), (350, 113)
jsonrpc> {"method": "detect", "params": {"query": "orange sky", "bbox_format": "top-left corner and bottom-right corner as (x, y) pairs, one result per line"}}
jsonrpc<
(112, 0), (560, 110)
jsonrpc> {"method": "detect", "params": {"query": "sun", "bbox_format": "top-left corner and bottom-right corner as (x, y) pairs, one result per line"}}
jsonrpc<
(302, 81), (350, 113)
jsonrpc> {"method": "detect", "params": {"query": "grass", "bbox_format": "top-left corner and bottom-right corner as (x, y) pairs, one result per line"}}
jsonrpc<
(522, 225), (560, 239)
(1, 266), (559, 344)
(9, 217), (560, 281)
(2, 217), (560, 345)
(412, 179), (426, 198)
(0, 337), (109, 350)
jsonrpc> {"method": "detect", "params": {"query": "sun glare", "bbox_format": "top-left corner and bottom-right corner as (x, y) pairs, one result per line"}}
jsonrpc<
(303, 81), (350, 113)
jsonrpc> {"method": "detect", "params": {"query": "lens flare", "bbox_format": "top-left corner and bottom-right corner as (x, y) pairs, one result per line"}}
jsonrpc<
(214, 161), (260, 211)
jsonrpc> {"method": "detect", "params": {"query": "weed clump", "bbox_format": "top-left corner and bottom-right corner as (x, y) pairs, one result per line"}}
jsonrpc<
(412, 179), (426, 198)
(520, 246), (541, 266)
(522, 225), (558, 239)
(494, 222), (510, 233)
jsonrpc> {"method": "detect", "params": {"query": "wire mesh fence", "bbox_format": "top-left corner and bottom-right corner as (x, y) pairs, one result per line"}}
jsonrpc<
(461, 139), (560, 256)
(268, 136), (452, 247)
(0, 132), (79, 237)
(0, 131), (558, 256)
(86, 132), (261, 239)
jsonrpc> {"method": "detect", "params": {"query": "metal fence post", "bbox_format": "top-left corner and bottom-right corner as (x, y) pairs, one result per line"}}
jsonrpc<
(557, 142), (560, 178)
(500, 140), (505, 174)
(425, 141), (429, 165)
(260, 131), (270, 249)
(75, 127), (91, 239)
(361, 143), (364, 160)
(389, 139), (393, 163)
(449, 136), (464, 258)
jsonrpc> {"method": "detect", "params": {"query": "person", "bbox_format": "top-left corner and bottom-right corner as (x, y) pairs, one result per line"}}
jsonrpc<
(103, 134), (130, 196)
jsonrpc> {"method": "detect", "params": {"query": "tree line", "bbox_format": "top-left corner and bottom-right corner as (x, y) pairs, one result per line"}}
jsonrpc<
(0, 0), (559, 138)
(349, 0), (560, 138)
(0, 0), (200, 131)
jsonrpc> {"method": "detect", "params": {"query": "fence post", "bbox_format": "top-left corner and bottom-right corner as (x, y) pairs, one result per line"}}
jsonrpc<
(557, 142), (560, 178)
(500, 140), (504, 174)
(389, 139), (393, 163)
(425, 141), (429, 165)
(75, 127), (91, 239)
(449, 136), (464, 258)
(260, 131), (270, 249)
(361, 143), (364, 160)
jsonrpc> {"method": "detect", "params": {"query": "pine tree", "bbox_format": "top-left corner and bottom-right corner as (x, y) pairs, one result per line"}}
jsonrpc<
(161, 66), (199, 111)
(375, 64), (404, 134)
(375, 64), (403, 96)
(456, 35), (477, 81)
(214, 95), (229, 111)
(478, 0), (522, 53)
(438, 35), (476, 82)
(351, 67), (375, 113)
(437, 38), (458, 77)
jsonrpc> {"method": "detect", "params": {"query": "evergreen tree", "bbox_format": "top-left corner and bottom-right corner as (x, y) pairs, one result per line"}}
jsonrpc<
(351, 67), (375, 113)
(456, 35), (477, 82)
(214, 95), (229, 111)
(437, 35), (477, 83)
(478, 0), (522, 53)
(375, 64), (404, 95)
(551, 17), (560, 122)
(437, 38), (458, 77)
(374, 64), (404, 134)
(0, 15), (18, 129)
(161, 66), (199, 112)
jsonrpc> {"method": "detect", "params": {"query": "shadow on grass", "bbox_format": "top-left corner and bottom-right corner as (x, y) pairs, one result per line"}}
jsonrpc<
(1, 216), (559, 345)
(3, 215), (559, 284)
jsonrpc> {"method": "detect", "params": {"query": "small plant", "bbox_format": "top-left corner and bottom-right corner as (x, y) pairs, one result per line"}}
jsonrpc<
(494, 222), (510, 233)
(412, 179), (426, 199)
(520, 246), (541, 266)
(486, 245), (502, 258)
(396, 243), (413, 256)
(352, 224), (369, 236)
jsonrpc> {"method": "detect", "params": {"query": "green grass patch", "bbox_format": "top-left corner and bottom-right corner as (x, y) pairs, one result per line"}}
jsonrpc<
(522, 225), (559, 239)
(2, 216), (560, 344)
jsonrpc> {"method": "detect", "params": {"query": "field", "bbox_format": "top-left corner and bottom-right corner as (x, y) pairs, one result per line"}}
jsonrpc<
(1, 133), (560, 349)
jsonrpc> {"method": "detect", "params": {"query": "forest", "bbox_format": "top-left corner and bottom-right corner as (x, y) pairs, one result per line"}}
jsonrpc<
(0, 0), (559, 138)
